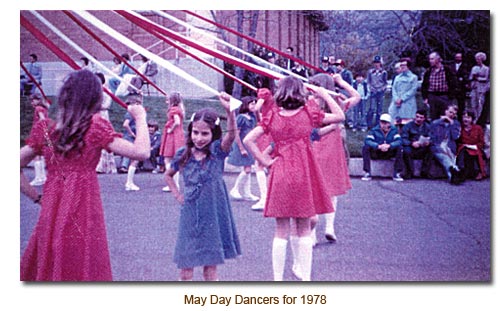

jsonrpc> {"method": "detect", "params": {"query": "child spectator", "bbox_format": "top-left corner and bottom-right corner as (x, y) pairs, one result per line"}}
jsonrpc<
(140, 119), (162, 172)
(160, 92), (186, 191)
(164, 92), (240, 281)
(28, 93), (49, 186)
(352, 73), (369, 132)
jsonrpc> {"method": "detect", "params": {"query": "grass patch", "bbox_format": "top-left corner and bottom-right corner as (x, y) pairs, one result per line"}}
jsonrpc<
(20, 92), (423, 157)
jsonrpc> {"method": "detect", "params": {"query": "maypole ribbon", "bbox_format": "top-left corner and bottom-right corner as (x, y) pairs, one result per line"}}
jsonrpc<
(153, 10), (307, 83)
(73, 10), (242, 111)
(121, 11), (256, 92)
(62, 10), (166, 96)
(116, 10), (282, 81)
(20, 61), (51, 104)
(118, 10), (338, 97)
(183, 10), (327, 74)
(20, 14), (127, 108)
(147, 29), (257, 92)
(30, 10), (140, 94)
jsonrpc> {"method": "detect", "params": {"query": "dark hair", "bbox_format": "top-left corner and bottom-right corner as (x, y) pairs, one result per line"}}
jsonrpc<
(30, 53), (38, 61)
(462, 109), (476, 121)
(178, 108), (222, 168)
(54, 69), (103, 157)
(121, 53), (131, 61)
(274, 76), (307, 110)
(147, 119), (159, 131)
(238, 96), (256, 114)
(416, 109), (427, 116)
(140, 54), (149, 62)
(95, 72), (105, 85)
(80, 57), (90, 66)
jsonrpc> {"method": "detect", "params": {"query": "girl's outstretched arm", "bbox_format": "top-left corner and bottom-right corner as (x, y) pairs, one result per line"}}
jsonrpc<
(108, 104), (150, 160)
(219, 92), (236, 153)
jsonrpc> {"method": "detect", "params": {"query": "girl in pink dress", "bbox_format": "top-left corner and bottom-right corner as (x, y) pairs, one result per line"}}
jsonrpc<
(309, 73), (358, 243)
(29, 93), (49, 186)
(243, 76), (347, 281)
(20, 69), (150, 281)
(160, 92), (186, 191)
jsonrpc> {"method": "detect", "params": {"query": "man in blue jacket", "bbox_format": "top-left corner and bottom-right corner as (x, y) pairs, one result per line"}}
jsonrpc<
(361, 113), (404, 181)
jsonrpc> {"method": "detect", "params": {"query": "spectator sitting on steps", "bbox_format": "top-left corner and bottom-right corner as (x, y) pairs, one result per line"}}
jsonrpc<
(361, 113), (404, 181)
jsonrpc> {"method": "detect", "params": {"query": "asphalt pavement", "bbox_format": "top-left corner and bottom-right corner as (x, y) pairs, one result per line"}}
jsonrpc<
(20, 168), (491, 282)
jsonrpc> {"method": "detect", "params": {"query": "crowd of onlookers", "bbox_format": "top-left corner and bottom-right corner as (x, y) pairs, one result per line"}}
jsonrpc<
(21, 48), (490, 187)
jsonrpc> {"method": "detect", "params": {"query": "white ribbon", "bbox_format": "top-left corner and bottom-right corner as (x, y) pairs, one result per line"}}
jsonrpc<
(73, 10), (241, 111)
(29, 10), (137, 91)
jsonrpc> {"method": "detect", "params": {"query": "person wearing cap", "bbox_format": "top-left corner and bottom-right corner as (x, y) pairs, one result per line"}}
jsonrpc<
(366, 55), (388, 129)
(319, 56), (335, 74)
(361, 113), (404, 181)
(388, 58), (418, 125)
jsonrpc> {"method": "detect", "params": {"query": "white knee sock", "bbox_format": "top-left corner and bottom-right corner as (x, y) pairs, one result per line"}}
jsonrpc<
(272, 238), (288, 281)
(126, 166), (136, 184)
(297, 236), (313, 281)
(290, 236), (302, 279)
(256, 170), (268, 201)
(325, 197), (337, 234)
(231, 171), (246, 193)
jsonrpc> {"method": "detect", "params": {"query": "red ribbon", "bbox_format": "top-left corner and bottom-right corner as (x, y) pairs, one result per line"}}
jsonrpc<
(62, 10), (166, 96)
(20, 61), (51, 104)
(20, 14), (127, 108)
(183, 10), (327, 75)
(115, 10), (279, 81)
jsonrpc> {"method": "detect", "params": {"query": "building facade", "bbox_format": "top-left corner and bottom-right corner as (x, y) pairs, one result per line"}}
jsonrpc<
(20, 10), (328, 97)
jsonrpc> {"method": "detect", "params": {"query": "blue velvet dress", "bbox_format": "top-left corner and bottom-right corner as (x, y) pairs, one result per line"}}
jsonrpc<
(171, 140), (241, 269)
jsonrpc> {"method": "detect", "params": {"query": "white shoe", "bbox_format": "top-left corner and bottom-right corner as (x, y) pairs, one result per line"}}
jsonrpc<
(230, 188), (243, 200)
(361, 172), (372, 181)
(125, 183), (140, 191)
(162, 185), (171, 192)
(30, 178), (45, 186)
(251, 199), (265, 211)
(292, 263), (303, 280)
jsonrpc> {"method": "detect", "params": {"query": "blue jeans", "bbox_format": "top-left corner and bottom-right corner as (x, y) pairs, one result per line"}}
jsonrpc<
(367, 91), (385, 128)
(353, 99), (367, 129)
(433, 152), (454, 180)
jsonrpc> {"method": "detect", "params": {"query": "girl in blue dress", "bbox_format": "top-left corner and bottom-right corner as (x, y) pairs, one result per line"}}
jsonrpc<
(228, 96), (259, 201)
(164, 92), (241, 281)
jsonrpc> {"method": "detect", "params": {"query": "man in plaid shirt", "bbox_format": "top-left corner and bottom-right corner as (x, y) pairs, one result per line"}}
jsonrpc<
(422, 52), (457, 120)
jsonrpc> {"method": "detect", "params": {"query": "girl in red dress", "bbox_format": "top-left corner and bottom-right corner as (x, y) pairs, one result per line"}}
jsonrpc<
(243, 75), (347, 281)
(160, 92), (186, 191)
(20, 69), (150, 281)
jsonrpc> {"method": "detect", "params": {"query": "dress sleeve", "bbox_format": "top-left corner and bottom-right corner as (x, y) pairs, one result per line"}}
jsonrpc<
(169, 147), (186, 172)
(305, 99), (325, 128)
(90, 115), (122, 152)
(258, 109), (275, 135)
(25, 119), (48, 155)
(211, 139), (229, 159)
